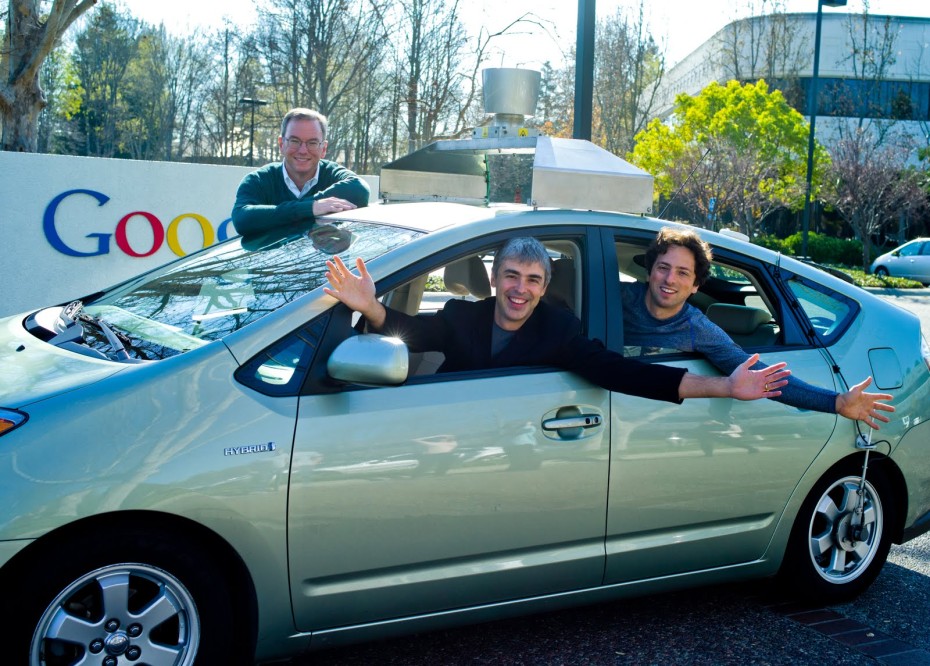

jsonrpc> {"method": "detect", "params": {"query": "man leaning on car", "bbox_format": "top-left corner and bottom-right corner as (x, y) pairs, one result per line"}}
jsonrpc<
(324, 236), (792, 404)
(231, 107), (370, 237)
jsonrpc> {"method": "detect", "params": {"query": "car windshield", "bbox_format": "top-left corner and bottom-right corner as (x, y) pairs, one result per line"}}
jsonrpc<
(75, 220), (422, 360)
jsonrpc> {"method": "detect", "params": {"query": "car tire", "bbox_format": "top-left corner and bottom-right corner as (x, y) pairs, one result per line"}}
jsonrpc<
(874, 266), (890, 278)
(6, 527), (249, 666)
(778, 462), (894, 603)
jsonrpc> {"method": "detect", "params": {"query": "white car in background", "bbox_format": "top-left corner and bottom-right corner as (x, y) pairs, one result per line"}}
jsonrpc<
(871, 238), (930, 285)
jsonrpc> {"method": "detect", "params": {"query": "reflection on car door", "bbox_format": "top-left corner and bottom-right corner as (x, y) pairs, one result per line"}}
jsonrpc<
(288, 370), (610, 631)
(604, 354), (837, 583)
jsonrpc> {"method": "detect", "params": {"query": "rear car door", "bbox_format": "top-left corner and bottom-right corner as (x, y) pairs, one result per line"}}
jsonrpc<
(286, 228), (612, 631)
(602, 230), (839, 583)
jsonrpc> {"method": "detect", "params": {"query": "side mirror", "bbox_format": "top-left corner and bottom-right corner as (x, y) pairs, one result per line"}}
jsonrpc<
(327, 334), (409, 386)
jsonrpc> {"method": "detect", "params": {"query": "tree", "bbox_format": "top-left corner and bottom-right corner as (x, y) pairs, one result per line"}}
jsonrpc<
(828, 128), (927, 268)
(256, 0), (388, 166)
(1, 0), (96, 151)
(72, 4), (141, 157)
(394, 0), (469, 152)
(594, 0), (665, 155)
(630, 79), (829, 238)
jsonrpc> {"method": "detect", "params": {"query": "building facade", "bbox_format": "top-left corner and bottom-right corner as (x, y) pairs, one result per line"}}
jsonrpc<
(655, 12), (930, 155)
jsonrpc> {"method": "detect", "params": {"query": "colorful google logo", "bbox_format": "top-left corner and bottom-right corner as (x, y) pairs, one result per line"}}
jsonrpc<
(43, 189), (235, 257)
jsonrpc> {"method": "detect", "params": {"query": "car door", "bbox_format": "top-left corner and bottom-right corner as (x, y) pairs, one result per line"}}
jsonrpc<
(601, 231), (838, 583)
(892, 240), (927, 281)
(915, 241), (930, 284)
(287, 229), (612, 632)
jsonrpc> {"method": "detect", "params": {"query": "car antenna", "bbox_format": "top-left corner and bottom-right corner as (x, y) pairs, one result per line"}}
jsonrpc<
(658, 145), (712, 219)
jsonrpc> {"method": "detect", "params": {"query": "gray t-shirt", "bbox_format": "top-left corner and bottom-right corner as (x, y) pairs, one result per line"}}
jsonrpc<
(621, 281), (837, 414)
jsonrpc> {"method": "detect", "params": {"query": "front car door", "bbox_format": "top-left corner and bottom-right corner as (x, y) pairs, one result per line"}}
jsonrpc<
(287, 228), (613, 632)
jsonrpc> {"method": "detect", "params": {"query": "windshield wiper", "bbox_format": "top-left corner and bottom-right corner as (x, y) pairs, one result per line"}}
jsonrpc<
(78, 311), (132, 361)
(49, 300), (133, 361)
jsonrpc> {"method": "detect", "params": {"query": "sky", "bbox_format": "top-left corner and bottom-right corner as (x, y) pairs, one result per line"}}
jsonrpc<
(114, 0), (929, 69)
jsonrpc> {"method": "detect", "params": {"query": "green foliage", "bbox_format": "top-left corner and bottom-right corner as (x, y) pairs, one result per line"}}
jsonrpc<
(630, 80), (831, 238)
(841, 266), (924, 288)
(780, 232), (866, 266)
(754, 233), (924, 288)
(425, 274), (446, 292)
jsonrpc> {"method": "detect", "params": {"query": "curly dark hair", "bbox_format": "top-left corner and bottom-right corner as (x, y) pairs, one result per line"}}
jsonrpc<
(644, 227), (713, 286)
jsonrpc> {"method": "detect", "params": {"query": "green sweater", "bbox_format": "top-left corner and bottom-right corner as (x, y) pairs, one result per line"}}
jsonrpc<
(231, 160), (370, 236)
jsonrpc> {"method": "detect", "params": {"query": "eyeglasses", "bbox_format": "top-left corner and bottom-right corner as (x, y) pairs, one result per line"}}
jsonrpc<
(284, 137), (324, 150)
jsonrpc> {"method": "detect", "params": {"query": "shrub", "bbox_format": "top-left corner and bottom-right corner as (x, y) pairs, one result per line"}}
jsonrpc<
(756, 232), (864, 266)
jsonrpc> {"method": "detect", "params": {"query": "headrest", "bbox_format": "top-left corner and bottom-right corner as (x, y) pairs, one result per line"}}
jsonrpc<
(706, 303), (771, 335)
(545, 257), (575, 311)
(444, 256), (491, 299)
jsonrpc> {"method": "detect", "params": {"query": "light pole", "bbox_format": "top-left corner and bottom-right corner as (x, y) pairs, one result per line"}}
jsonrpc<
(801, 0), (846, 258)
(573, 0), (595, 140)
(239, 97), (269, 166)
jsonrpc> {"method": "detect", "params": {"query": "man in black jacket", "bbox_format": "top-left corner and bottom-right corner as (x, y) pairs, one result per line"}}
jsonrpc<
(324, 237), (790, 404)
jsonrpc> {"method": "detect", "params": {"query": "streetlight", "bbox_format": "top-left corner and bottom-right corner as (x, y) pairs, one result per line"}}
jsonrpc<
(801, 0), (846, 258)
(239, 97), (269, 166)
(573, 0), (595, 141)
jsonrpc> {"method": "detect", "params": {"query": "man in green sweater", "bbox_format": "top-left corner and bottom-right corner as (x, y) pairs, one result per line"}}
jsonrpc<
(232, 108), (370, 236)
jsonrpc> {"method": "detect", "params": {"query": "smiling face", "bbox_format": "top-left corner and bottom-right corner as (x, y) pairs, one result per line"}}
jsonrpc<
(644, 244), (700, 320)
(278, 117), (328, 188)
(490, 258), (548, 331)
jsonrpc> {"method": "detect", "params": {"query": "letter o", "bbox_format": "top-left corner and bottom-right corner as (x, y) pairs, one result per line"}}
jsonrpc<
(166, 213), (216, 257)
(114, 212), (165, 257)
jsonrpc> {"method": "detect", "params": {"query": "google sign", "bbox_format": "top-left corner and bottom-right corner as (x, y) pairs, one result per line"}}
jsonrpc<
(44, 188), (235, 258)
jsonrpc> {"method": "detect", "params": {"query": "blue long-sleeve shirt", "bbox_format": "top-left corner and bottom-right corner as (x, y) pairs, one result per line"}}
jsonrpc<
(621, 281), (837, 414)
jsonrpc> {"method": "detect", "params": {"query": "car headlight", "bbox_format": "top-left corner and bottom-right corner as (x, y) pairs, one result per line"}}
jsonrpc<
(0, 409), (27, 437)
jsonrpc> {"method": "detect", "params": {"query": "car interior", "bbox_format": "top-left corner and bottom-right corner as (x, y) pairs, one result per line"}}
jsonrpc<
(370, 236), (790, 378)
(379, 240), (583, 376)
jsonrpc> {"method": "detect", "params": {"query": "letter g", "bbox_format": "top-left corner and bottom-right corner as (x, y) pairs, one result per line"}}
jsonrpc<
(43, 189), (112, 257)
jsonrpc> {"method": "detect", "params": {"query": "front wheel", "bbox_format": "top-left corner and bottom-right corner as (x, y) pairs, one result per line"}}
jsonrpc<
(874, 266), (890, 278)
(778, 465), (894, 603)
(5, 528), (249, 666)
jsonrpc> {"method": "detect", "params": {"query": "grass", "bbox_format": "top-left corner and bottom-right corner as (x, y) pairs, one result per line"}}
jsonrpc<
(822, 264), (925, 289)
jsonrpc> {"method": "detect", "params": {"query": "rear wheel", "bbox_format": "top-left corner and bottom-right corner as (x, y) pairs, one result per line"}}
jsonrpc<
(6, 528), (249, 666)
(778, 464), (894, 603)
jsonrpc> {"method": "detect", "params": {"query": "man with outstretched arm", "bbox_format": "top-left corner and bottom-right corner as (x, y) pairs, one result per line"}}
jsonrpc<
(621, 226), (894, 428)
(323, 237), (792, 404)
(231, 108), (370, 236)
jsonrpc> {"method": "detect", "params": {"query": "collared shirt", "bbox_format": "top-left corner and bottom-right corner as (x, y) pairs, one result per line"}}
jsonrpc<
(281, 161), (320, 199)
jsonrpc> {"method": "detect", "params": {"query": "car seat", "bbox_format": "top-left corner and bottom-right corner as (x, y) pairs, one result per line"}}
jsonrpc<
(705, 303), (778, 347)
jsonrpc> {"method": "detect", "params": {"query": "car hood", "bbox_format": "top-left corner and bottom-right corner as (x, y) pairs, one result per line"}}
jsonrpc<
(0, 313), (125, 408)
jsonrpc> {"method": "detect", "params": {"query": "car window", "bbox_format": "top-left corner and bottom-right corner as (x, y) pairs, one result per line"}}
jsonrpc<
(614, 239), (780, 357)
(81, 221), (421, 360)
(236, 313), (330, 396)
(784, 276), (857, 344)
(381, 239), (584, 378)
(899, 241), (923, 257)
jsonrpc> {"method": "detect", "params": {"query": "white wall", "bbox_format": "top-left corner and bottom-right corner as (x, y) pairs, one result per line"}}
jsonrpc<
(0, 153), (377, 318)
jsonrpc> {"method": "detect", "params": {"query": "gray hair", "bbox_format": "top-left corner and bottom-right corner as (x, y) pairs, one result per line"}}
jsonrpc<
(280, 108), (328, 140)
(492, 237), (551, 286)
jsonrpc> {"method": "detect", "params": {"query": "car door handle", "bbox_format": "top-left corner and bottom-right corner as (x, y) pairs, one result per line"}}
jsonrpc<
(542, 414), (603, 431)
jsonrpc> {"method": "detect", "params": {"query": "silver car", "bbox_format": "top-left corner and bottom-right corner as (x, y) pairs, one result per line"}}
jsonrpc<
(2, 201), (930, 665)
(871, 238), (930, 285)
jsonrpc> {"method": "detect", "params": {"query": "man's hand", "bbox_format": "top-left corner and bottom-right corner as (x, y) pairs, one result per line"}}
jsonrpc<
(323, 256), (386, 329)
(729, 353), (790, 400)
(313, 197), (357, 217)
(836, 376), (895, 429)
